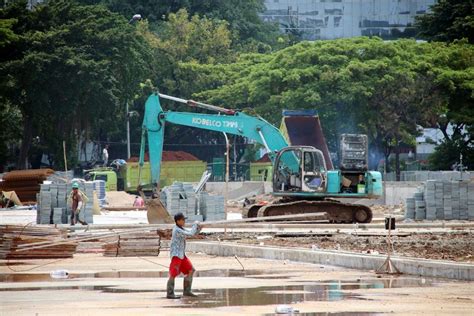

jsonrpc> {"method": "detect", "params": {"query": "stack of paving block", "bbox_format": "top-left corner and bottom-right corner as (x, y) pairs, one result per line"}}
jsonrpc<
(161, 182), (224, 222)
(199, 192), (226, 222)
(469, 182), (474, 220)
(36, 181), (95, 224)
(435, 181), (444, 220)
(424, 180), (436, 220)
(38, 184), (52, 224)
(414, 190), (426, 220)
(57, 183), (69, 223)
(161, 182), (200, 219)
(183, 183), (202, 221)
(102, 231), (161, 257)
(405, 180), (474, 221)
(52, 207), (63, 224)
(93, 180), (107, 207)
(79, 182), (95, 224)
(405, 197), (415, 219)
(162, 183), (186, 216)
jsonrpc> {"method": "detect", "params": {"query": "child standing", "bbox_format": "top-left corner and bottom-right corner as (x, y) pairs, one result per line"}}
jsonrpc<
(167, 212), (201, 299)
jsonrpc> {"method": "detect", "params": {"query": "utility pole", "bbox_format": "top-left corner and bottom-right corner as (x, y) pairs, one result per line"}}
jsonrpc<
(126, 101), (131, 160)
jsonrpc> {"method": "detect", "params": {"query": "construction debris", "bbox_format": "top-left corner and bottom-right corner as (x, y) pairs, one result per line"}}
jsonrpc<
(0, 225), (76, 259)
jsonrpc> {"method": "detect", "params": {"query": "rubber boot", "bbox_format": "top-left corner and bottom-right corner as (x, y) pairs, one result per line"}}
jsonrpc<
(183, 273), (198, 297)
(78, 220), (88, 225)
(166, 278), (180, 299)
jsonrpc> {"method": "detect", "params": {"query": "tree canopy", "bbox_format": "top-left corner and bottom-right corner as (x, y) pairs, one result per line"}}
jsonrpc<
(416, 0), (474, 43)
(0, 0), (473, 172)
(0, 0), (154, 168)
(181, 38), (474, 170)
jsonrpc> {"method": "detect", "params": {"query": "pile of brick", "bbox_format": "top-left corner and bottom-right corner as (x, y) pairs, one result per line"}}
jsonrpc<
(160, 182), (225, 222)
(405, 180), (474, 221)
(37, 182), (95, 224)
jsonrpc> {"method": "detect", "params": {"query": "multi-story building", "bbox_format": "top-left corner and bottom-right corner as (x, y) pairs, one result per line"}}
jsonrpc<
(261, 0), (437, 40)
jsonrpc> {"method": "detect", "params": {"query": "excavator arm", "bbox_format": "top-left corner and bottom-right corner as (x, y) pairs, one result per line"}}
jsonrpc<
(139, 92), (289, 189)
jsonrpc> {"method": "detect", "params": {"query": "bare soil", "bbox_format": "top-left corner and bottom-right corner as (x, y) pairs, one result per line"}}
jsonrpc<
(211, 231), (473, 263)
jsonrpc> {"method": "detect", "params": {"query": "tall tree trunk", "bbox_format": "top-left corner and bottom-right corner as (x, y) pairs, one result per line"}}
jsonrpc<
(17, 115), (33, 170)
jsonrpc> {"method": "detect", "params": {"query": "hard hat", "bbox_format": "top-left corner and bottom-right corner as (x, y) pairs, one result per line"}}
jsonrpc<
(72, 182), (79, 189)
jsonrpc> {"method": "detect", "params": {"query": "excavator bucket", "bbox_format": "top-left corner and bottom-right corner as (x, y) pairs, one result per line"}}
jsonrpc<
(146, 197), (174, 224)
(138, 185), (173, 224)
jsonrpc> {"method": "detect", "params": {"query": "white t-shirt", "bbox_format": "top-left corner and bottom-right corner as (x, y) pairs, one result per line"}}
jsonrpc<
(103, 148), (109, 160)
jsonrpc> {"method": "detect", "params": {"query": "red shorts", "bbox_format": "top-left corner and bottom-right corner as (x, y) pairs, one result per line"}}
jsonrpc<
(169, 256), (194, 278)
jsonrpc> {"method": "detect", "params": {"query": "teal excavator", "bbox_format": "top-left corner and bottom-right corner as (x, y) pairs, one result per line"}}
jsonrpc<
(139, 92), (383, 224)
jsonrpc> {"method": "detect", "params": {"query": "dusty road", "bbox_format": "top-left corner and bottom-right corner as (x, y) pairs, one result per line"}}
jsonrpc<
(1, 252), (473, 315)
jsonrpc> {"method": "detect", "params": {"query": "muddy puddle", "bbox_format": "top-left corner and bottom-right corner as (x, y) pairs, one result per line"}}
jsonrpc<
(0, 268), (443, 309)
(0, 268), (294, 282)
(263, 313), (383, 316)
(166, 277), (437, 308)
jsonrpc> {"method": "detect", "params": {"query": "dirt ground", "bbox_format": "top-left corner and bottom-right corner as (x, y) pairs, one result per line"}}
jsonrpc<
(105, 191), (138, 207)
(1, 252), (473, 316)
(219, 231), (473, 263)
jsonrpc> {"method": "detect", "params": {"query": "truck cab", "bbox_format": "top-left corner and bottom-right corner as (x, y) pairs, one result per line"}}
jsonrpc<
(86, 169), (118, 191)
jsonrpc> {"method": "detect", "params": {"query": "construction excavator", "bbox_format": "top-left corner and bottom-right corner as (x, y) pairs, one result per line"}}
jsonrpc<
(139, 92), (383, 224)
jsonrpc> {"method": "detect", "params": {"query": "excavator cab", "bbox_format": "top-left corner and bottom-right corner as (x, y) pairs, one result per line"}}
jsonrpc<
(273, 146), (327, 193)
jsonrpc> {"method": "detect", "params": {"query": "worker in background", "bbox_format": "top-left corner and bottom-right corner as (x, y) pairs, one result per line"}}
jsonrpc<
(167, 212), (201, 299)
(102, 144), (109, 167)
(133, 195), (144, 207)
(68, 182), (89, 225)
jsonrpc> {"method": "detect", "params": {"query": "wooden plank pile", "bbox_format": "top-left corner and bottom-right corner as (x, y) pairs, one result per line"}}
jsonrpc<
(103, 231), (161, 257)
(0, 169), (54, 203)
(0, 225), (77, 259)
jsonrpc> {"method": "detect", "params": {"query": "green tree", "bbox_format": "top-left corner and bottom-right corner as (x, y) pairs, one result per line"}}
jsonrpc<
(78, 0), (282, 48)
(187, 38), (473, 171)
(0, 0), (154, 169)
(416, 0), (474, 43)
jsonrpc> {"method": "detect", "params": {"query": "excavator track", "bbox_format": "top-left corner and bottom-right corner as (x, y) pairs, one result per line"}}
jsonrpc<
(243, 200), (373, 223)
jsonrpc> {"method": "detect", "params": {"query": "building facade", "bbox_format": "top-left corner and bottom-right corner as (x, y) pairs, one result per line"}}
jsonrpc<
(261, 0), (436, 40)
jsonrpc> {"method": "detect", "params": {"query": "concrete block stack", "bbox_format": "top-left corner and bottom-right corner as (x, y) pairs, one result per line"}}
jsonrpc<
(37, 182), (95, 224)
(435, 181), (444, 219)
(405, 180), (474, 221)
(199, 192), (226, 222)
(162, 182), (190, 217)
(405, 197), (415, 219)
(93, 180), (107, 207)
(79, 182), (95, 224)
(161, 182), (225, 222)
(414, 191), (426, 220)
(52, 207), (63, 224)
(443, 182), (452, 220)
(469, 182), (474, 220)
(38, 184), (52, 224)
(459, 181), (468, 220)
(425, 180), (436, 220)
(57, 183), (68, 223)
